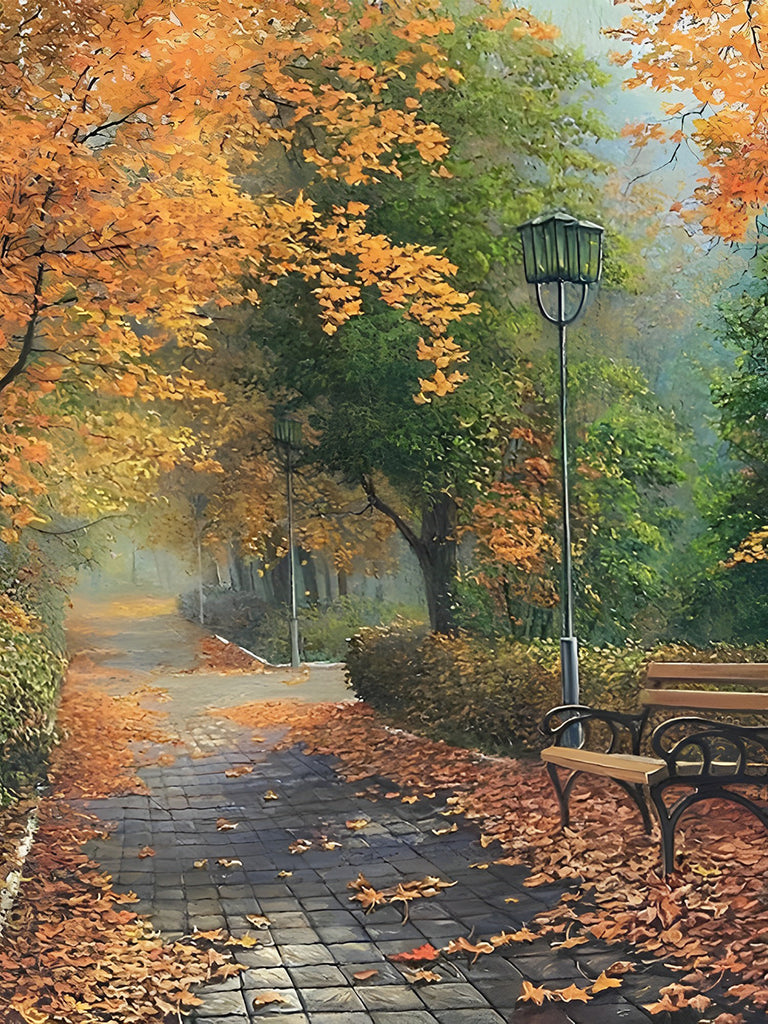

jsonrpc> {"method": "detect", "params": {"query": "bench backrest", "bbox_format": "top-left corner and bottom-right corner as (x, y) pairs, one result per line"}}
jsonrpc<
(639, 663), (768, 713)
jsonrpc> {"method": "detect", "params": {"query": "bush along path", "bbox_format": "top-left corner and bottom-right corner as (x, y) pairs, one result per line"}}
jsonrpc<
(1, 593), (764, 1023)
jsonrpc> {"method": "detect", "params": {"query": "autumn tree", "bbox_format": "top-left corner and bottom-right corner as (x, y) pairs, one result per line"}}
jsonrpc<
(608, 0), (768, 243)
(0, 0), (483, 548)
(251, 1), (619, 633)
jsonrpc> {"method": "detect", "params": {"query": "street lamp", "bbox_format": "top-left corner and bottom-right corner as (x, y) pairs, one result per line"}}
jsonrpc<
(274, 414), (303, 668)
(518, 211), (603, 712)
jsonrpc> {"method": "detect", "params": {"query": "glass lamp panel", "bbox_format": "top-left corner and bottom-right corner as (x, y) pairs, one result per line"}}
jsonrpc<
(274, 417), (302, 446)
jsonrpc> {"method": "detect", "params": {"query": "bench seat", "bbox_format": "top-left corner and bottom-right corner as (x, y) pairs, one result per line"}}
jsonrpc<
(541, 746), (668, 785)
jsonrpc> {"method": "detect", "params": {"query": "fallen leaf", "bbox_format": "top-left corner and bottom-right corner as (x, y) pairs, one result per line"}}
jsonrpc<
(245, 914), (270, 929)
(345, 819), (369, 830)
(431, 823), (457, 835)
(289, 838), (313, 854)
(277, 870), (292, 878)
(137, 846), (155, 858)
(443, 935), (494, 962)
(552, 935), (588, 950)
(227, 933), (259, 948)
(217, 858), (243, 868)
(264, 790), (279, 801)
(592, 971), (623, 993)
(469, 862), (489, 869)
(216, 817), (238, 831)
(353, 969), (379, 981)
(688, 993), (712, 1012)
(554, 983), (591, 1003)
(403, 967), (441, 983)
(519, 980), (553, 1005)
(401, 795), (418, 804)
(193, 859), (208, 869)
(389, 943), (441, 963)
(318, 837), (342, 850)
(225, 765), (253, 777)
(252, 991), (287, 1008)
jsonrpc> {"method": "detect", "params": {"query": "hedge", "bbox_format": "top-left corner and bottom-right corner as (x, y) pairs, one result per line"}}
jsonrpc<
(345, 626), (768, 754)
(0, 615), (66, 805)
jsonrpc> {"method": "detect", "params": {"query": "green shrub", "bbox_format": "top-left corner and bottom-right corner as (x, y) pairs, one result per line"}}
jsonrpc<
(0, 618), (66, 804)
(345, 627), (768, 755)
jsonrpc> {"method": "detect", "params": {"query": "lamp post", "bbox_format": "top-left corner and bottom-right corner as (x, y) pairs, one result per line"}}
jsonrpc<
(517, 211), (603, 712)
(274, 415), (303, 668)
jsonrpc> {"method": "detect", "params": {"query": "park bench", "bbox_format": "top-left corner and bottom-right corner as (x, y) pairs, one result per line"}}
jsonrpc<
(540, 663), (768, 874)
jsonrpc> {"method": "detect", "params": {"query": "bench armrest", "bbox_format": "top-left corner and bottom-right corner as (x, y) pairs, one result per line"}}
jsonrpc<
(650, 716), (768, 779)
(540, 704), (647, 754)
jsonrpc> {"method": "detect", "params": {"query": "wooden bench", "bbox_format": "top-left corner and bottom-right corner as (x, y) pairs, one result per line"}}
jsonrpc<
(540, 663), (768, 873)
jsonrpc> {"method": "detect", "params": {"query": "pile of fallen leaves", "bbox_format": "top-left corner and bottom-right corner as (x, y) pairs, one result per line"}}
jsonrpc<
(218, 698), (768, 1019)
(191, 635), (265, 674)
(48, 659), (178, 799)
(0, 661), (249, 1023)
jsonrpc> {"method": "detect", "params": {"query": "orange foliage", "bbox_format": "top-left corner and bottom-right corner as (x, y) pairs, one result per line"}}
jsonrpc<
(1, 0), (556, 531)
(608, 1), (768, 241)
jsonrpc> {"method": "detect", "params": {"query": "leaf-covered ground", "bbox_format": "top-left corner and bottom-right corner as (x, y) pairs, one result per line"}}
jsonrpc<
(0, 655), (252, 1023)
(216, 698), (768, 1021)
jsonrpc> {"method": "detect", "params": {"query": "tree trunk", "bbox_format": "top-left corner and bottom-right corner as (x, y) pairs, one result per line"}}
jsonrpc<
(415, 492), (458, 635)
(361, 476), (457, 634)
(337, 567), (348, 597)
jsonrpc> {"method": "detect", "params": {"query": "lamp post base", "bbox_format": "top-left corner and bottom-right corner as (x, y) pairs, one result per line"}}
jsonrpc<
(290, 618), (301, 668)
(560, 635), (581, 747)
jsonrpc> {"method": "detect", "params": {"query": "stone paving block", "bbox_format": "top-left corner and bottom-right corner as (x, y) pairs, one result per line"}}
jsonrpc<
(369, 1009), (439, 1023)
(244, 989), (303, 1015)
(566, 1001), (655, 1024)
(237, 946), (283, 968)
(432, 1010), (507, 1024)
(287, 964), (349, 988)
(241, 967), (294, 990)
(417, 981), (494, 1010)
(194, 987), (250, 1017)
(355, 984), (427, 1011)
(298, 986), (366, 1013)
(279, 943), (338, 967)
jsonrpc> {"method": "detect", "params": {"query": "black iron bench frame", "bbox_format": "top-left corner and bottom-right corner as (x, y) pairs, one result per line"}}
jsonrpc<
(540, 663), (768, 874)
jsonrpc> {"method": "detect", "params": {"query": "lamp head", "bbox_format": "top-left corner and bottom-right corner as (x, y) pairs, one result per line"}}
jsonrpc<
(518, 211), (603, 286)
(274, 415), (303, 448)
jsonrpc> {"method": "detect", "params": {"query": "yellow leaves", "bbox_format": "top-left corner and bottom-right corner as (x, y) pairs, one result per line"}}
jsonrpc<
(418, 368), (469, 400)
(519, 980), (593, 1005)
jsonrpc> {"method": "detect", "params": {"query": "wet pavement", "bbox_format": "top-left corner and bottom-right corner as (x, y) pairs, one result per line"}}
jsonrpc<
(66, 593), (684, 1023)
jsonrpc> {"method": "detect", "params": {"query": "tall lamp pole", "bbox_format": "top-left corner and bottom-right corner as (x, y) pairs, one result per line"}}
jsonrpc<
(274, 415), (303, 668)
(517, 211), (603, 711)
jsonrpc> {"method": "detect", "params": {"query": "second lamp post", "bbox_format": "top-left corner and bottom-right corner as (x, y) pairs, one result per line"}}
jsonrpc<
(517, 211), (603, 711)
(274, 415), (302, 668)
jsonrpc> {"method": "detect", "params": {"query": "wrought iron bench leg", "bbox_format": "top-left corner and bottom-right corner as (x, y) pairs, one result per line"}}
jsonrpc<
(649, 786), (676, 875)
(545, 762), (571, 828)
(615, 781), (653, 834)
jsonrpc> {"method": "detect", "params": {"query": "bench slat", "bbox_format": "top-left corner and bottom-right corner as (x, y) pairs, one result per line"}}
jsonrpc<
(646, 663), (768, 688)
(639, 688), (768, 712)
(541, 747), (668, 785)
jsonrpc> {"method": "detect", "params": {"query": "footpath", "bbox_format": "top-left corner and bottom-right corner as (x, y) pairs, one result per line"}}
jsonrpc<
(34, 592), (736, 1024)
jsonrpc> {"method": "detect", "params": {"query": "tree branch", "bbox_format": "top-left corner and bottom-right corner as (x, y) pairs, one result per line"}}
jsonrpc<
(0, 261), (44, 395)
(360, 473), (422, 553)
(29, 512), (131, 536)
